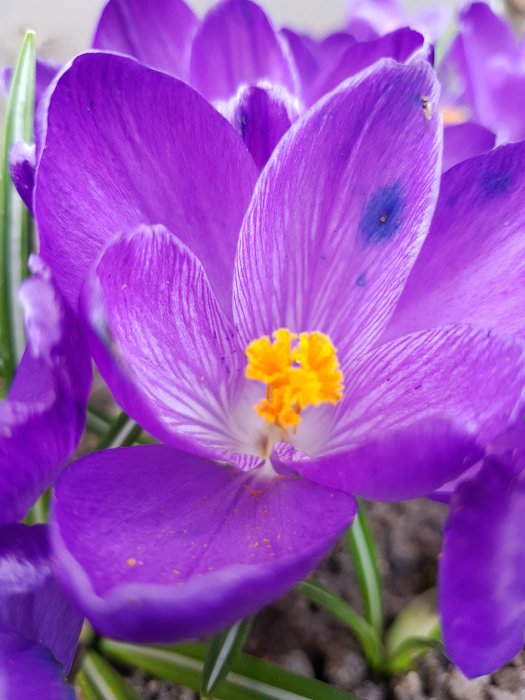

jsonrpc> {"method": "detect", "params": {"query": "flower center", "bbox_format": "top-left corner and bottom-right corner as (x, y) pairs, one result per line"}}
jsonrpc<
(244, 328), (344, 433)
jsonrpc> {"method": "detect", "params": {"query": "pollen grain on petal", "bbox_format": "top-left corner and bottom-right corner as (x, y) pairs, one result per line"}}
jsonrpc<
(245, 328), (343, 430)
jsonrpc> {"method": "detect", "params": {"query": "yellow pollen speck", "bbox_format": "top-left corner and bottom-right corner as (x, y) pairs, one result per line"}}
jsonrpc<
(245, 328), (343, 430)
(441, 105), (470, 126)
(127, 558), (137, 567)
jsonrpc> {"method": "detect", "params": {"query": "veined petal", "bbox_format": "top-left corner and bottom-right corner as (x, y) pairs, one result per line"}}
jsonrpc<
(35, 52), (257, 314)
(189, 0), (296, 102)
(290, 325), (525, 500)
(442, 122), (495, 172)
(440, 456), (525, 677)
(306, 28), (427, 107)
(82, 226), (245, 458)
(92, 0), (198, 80)
(386, 142), (525, 341)
(50, 445), (356, 642)
(0, 258), (91, 524)
(234, 59), (442, 370)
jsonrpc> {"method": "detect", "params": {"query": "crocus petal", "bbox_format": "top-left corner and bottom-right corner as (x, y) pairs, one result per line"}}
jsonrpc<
(0, 525), (82, 672)
(189, 0), (296, 102)
(234, 59), (441, 369)
(0, 258), (91, 524)
(0, 633), (75, 700)
(289, 325), (525, 500)
(440, 456), (525, 677)
(222, 84), (299, 170)
(442, 122), (496, 172)
(51, 444), (356, 642)
(306, 28), (427, 106)
(9, 141), (35, 213)
(82, 225), (245, 458)
(385, 142), (525, 341)
(35, 52), (257, 313)
(92, 0), (198, 80)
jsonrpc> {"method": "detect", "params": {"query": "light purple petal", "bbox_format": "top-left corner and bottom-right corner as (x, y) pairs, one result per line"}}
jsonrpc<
(385, 142), (525, 341)
(9, 140), (35, 213)
(92, 0), (198, 80)
(0, 258), (91, 524)
(442, 122), (495, 172)
(51, 444), (356, 642)
(189, 0), (295, 101)
(440, 456), (525, 677)
(35, 52), (257, 313)
(306, 28), (427, 106)
(289, 325), (525, 500)
(0, 525), (82, 672)
(82, 225), (245, 458)
(346, 0), (402, 40)
(222, 84), (298, 170)
(234, 59), (442, 371)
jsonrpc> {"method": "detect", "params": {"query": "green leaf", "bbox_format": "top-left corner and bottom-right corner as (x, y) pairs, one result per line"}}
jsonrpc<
(346, 500), (384, 636)
(384, 589), (442, 674)
(0, 30), (35, 392)
(201, 618), (252, 698)
(296, 580), (382, 670)
(76, 670), (103, 700)
(81, 650), (141, 700)
(100, 639), (356, 700)
(96, 411), (142, 449)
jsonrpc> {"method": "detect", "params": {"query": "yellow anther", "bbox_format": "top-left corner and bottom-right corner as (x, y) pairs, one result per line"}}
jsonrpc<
(441, 105), (470, 126)
(245, 329), (343, 431)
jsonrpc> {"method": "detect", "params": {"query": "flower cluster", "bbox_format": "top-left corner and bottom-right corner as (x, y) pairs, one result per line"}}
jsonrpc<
(3, 0), (525, 695)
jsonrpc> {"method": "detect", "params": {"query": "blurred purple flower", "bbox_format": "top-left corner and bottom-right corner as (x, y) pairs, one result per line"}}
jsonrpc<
(440, 2), (525, 144)
(32, 51), (525, 642)
(0, 258), (90, 697)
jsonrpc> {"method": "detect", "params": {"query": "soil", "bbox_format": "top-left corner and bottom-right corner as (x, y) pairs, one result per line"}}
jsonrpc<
(122, 499), (525, 699)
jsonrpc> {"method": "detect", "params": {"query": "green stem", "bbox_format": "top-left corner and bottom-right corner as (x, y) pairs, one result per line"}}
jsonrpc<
(347, 500), (384, 637)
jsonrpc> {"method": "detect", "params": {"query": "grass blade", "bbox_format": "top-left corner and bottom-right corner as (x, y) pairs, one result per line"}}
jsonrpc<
(201, 618), (252, 698)
(0, 30), (35, 391)
(81, 650), (140, 700)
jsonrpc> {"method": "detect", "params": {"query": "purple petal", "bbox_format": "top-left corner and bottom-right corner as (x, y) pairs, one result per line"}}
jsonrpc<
(0, 633), (75, 700)
(222, 84), (298, 170)
(189, 0), (295, 102)
(35, 52), (257, 312)
(385, 142), (525, 341)
(9, 140), (36, 213)
(92, 0), (198, 80)
(82, 225), (244, 458)
(306, 28), (427, 106)
(0, 258), (91, 524)
(1, 58), (60, 107)
(0, 524), (82, 672)
(51, 444), (356, 642)
(290, 325), (525, 500)
(442, 122), (495, 172)
(234, 60), (442, 370)
(346, 0), (402, 40)
(440, 456), (525, 677)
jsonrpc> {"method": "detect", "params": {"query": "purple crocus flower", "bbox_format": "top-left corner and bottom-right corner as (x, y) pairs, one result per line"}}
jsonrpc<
(32, 51), (525, 641)
(0, 258), (90, 697)
(440, 2), (525, 144)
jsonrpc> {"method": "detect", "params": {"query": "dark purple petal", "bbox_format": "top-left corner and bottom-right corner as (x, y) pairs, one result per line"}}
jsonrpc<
(234, 60), (441, 370)
(223, 84), (298, 170)
(9, 140), (35, 213)
(51, 444), (356, 642)
(35, 52), (257, 313)
(0, 258), (91, 523)
(82, 225), (245, 458)
(0, 633), (75, 700)
(189, 0), (295, 101)
(442, 122), (495, 172)
(306, 28), (427, 106)
(0, 524), (82, 672)
(440, 456), (525, 677)
(92, 0), (198, 80)
(289, 325), (525, 500)
(385, 142), (525, 341)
